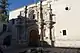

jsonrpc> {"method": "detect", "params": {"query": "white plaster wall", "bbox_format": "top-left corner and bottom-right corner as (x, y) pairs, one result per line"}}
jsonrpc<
(9, 6), (25, 20)
(51, 0), (80, 47)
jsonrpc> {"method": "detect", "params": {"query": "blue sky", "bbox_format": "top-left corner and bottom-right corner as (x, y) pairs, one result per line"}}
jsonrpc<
(8, 0), (39, 11)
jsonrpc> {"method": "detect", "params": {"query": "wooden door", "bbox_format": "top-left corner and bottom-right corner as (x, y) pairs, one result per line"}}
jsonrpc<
(29, 30), (39, 46)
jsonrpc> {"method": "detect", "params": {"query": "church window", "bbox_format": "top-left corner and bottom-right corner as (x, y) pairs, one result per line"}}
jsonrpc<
(33, 14), (35, 19)
(63, 30), (66, 35)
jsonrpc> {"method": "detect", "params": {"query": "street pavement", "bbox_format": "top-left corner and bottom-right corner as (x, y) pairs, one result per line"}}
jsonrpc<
(2, 47), (80, 53)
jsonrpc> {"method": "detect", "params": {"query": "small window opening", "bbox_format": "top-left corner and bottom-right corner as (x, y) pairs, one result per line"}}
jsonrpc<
(65, 7), (69, 11)
(33, 14), (35, 19)
(63, 30), (66, 35)
(37, 12), (39, 20)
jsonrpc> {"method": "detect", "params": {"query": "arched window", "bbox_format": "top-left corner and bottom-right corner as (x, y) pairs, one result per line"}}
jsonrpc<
(28, 10), (35, 19)
(33, 14), (35, 19)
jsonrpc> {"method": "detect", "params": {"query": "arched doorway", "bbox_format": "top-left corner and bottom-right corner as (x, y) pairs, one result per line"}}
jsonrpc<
(28, 30), (39, 47)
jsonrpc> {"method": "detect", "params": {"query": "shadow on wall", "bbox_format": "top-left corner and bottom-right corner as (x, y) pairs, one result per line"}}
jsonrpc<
(40, 41), (51, 47)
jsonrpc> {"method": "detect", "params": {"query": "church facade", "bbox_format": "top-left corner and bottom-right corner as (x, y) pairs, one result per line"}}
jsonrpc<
(9, 0), (80, 48)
